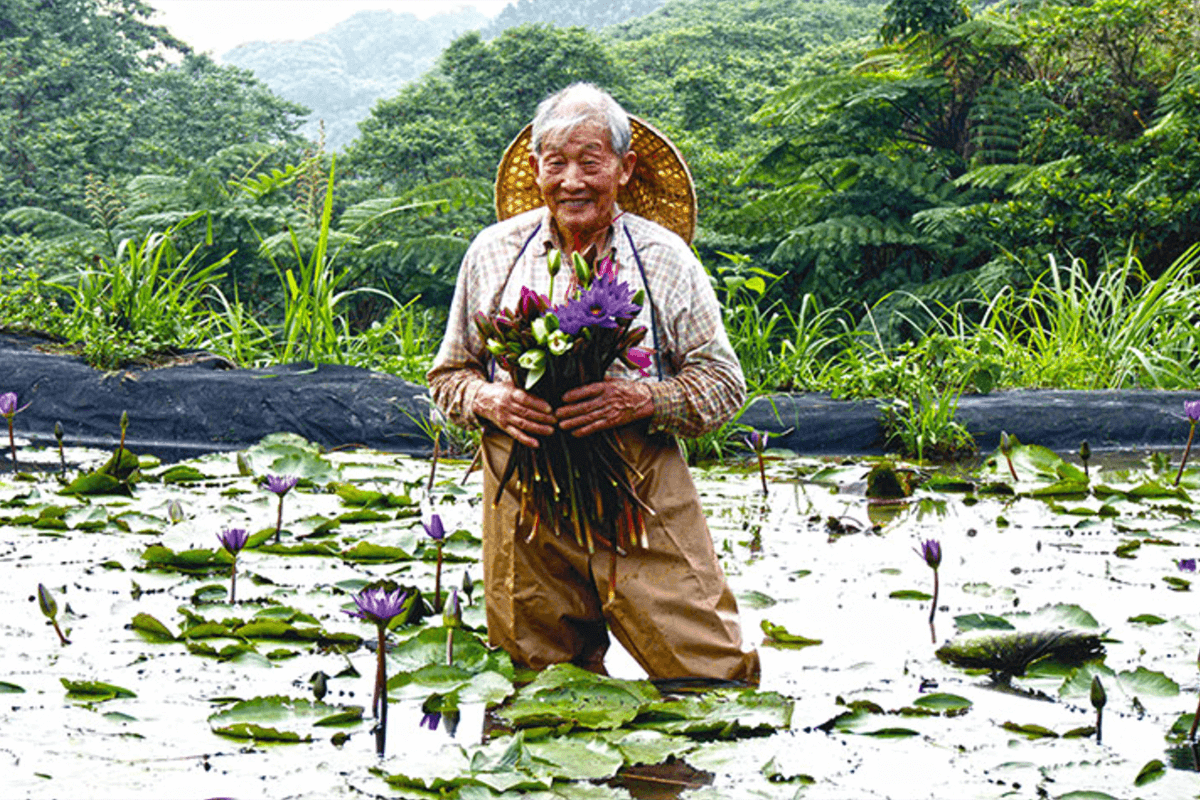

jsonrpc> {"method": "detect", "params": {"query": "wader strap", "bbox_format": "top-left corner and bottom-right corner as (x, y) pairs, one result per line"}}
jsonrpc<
(623, 223), (664, 381)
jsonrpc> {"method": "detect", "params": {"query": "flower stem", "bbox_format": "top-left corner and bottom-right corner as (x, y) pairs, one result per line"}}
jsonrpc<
(52, 618), (70, 646)
(7, 420), (16, 471)
(445, 627), (453, 667)
(929, 569), (939, 644)
(374, 624), (387, 720)
(434, 541), (443, 612)
(229, 558), (237, 604)
(757, 452), (768, 496)
(1175, 422), (1196, 487)
(274, 496), (284, 544)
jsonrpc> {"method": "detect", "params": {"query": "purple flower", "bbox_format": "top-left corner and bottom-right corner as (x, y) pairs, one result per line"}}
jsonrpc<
(217, 527), (249, 555)
(746, 430), (769, 454)
(1185, 400), (1200, 424)
(555, 276), (641, 336)
(265, 474), (298, 495)
(422, 513), (445, 541)
(419, 711), (441, 730)
(346, 586), (409, 627)
(518, 286), (549, 319)
(0, 392), (30, 419)
(1179, 558), (1196, 572)
(625, 347), (652, 376)
(916, 539), (942, 570)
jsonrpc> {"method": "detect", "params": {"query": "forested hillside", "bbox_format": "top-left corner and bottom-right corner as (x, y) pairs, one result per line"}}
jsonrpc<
(220, 0), (670, 151)
(2, 0), (1199, 387)
(221, 8), (490, 150)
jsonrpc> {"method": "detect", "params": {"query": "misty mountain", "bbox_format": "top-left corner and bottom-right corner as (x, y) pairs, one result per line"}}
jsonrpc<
(222, 8), (489, 150)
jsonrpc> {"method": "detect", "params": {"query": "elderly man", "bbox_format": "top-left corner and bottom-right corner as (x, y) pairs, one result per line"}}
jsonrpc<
(427, 82), (759, 684)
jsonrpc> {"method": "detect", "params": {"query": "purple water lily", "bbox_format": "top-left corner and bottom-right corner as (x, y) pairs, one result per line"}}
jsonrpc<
(1178, 558), (1196, 573)
(555, 275), (640, 336)
(217, 527), (249, 556)
(916, 539), (942, 640)
(917, 539), (942, 571)
(217, 528), (249, 603)
(1, 391), (31, 471)
(419, 711), (441, 730)
(265, 474), (298, 495)
(424, 513), (446, 610)
(264, 474), (298, 544)
(346, 586), (409, 627)
(346, 584), (411, 740)
(1175, 401), (1200, 487)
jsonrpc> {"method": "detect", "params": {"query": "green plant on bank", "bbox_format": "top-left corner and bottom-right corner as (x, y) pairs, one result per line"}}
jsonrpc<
(880, 381), (975, 463)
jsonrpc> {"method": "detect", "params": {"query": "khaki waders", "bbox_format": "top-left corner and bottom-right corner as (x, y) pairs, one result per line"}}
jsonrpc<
(481, 424), (760, 683)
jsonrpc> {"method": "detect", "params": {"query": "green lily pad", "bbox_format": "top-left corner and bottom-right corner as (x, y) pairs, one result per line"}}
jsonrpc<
(0, 681), (26, 693)
(760, 619), (821, 648)
(1133, 759), (1166, 787)
(388, 627), (513, 676)
(339, 541), (413, 562)
(889, 589), (932, 601)
(58, 473), (122, 496)
(62, 678), (136, 702)
(157, 465), (207, 484)
(129, 612), (177, 642)
(635, 688), (794, 738)
(208, 695), (362, 742)
(497, 663), (660, 730)
(140, 544), (230, 574)
(911, 693), (972, 712)
(954, 613), (1015, 631)
(1127, 613), (1167, 625)
(1000, 721), (1058, 738)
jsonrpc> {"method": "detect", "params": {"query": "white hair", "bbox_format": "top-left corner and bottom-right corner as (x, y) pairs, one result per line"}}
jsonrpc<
(530, 82), (632, 156)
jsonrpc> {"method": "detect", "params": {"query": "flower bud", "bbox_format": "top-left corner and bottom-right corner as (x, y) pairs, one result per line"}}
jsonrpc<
(37, 583), (58, 620)
(1079, 440), (1091, 461)
(547, 249), (562, 278)
(572, 251), (591, 289)
(168, 499), (185, 524)
(443, 588), (462, 629)
(1000, 431), (1012, 456)
(1090, 675), (1106, 711)
(120, 410), (129, 434)
(54, 421), (64, 443)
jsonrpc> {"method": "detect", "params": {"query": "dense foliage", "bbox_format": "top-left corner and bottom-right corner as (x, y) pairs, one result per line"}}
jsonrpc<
(2, 0), (1199, 456)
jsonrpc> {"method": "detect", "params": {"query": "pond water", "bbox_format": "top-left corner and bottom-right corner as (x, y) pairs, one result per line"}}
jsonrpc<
(1, 436), (1197, 799)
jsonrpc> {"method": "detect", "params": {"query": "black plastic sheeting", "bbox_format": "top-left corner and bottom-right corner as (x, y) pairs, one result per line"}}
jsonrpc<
(2, 332), (1197, 463)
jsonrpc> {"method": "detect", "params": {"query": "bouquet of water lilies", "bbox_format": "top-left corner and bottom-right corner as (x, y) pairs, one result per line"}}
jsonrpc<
(473, 248), (652, 556)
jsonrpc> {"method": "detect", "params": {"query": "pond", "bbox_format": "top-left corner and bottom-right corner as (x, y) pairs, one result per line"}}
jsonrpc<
(1, 434), (1197, 799)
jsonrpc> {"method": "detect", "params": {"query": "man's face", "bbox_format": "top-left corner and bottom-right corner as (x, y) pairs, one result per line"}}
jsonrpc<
(530, 121), (636, 249)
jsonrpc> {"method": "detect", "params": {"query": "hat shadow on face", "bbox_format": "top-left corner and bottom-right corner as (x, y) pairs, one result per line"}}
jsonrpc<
(496, 117), (697, 244)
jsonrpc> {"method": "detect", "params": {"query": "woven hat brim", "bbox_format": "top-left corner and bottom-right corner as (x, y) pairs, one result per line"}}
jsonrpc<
(495, 116), (697, 244)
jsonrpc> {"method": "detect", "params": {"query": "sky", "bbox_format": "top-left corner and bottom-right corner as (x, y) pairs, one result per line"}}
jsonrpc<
(148, 1), (510, 58)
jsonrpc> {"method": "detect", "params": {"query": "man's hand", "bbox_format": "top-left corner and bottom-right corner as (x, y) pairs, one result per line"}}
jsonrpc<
(556, 379), (653, 438)
(472, 383), (556, 448)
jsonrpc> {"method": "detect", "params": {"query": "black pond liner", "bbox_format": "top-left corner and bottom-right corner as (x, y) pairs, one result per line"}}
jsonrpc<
(2, 332), (1197, 462)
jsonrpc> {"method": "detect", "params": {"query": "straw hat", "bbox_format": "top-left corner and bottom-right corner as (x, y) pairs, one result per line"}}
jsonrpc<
(495, 116), (697, 244)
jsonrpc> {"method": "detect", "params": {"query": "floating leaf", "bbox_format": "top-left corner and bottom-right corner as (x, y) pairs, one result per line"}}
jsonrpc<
(1133, 759), (1166, 787)
(62, 679), (136, 702)
(129, 612), (176, 642)
(911, 693), (972, 712)
(937, 630), (1105, 680)
(0, 681), (25, 693)
(954, 613), (1015, 631)
(157, 465), (207, 484)
(58, 473), (122, 496)
(339, 541), (412, 563)
(635, 688), (793, 738)
(889, 589), (932, 601)
(1000, 721), (1058, 738)
(1116, 666), (1180, 697)
(1127, 614), (1167, 625)
(497, 663), (660, 730)
(140, 545), (229, 574)
(760, 619), (821, 649)
(208, 695), (360, 742)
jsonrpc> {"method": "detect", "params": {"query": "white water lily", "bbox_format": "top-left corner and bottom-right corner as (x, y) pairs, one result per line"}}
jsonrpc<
(548, 329), (572, 356)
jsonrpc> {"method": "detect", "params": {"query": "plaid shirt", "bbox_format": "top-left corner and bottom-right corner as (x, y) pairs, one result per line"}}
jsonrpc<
(426, 207), (745, 438)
